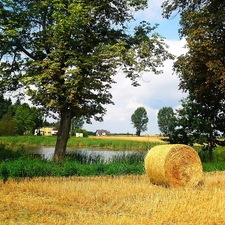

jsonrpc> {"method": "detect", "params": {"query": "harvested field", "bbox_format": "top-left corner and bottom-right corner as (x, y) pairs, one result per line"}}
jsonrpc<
(1, 172), (225, 224)
(91, 135), (166, 143)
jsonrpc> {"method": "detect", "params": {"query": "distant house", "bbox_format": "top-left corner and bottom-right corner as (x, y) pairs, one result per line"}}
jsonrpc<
(34, 127), (58, 136)
(76, 133), (83, 137)
(96, 129), (111, 136)
(51, 129), (58, 136)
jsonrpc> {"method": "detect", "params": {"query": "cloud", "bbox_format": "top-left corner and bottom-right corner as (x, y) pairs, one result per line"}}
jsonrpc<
(132, 1), (181, 40)
(84, 38), (188, 134)
(134, 0), (165, 21)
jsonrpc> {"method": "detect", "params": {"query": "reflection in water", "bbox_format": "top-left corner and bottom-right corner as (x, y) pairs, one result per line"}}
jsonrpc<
(30, 146), (141, 162)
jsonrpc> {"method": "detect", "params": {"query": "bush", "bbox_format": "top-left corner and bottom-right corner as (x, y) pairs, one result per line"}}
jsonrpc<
(198, 150), (211, 163)
(0, 143), (25, 162)
(198, 146), (225, 163)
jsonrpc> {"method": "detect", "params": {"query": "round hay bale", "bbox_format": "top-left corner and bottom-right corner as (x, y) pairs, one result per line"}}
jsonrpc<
(144, 144), (203, 187)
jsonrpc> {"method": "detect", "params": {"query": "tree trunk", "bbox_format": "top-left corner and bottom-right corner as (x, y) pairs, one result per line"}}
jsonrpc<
(54, 109), (72, 162)
(136, 130), (141, 136)
(208, 145), (213, 162)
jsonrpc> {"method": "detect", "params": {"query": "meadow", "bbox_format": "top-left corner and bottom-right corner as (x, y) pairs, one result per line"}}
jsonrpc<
(0, 135), (165, 150)
(1, 172), (225, 224)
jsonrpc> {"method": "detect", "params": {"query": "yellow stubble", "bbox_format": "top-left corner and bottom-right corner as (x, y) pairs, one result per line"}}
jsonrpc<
(0, 172), (225, 224)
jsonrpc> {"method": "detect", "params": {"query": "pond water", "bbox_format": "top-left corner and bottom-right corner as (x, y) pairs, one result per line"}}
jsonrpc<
(29, 146), (143, 162)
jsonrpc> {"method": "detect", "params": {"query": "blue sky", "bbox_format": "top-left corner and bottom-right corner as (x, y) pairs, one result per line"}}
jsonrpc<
(84, 1), (188, 135)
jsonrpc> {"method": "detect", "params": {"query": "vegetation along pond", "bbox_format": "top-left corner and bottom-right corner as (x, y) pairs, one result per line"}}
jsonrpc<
(29, 146), (145, 163)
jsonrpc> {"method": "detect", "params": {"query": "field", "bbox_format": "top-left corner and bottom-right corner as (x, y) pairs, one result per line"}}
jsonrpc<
(1, 172), (225, 224)
(0, 135), (166, 151)
(90, 135), (166, 143)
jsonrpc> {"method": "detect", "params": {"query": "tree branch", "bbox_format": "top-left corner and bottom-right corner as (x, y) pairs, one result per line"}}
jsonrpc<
(15, 39), (36, 60)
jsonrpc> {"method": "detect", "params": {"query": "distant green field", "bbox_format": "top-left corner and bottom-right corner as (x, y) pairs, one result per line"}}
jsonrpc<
(0, 135), (165, 151)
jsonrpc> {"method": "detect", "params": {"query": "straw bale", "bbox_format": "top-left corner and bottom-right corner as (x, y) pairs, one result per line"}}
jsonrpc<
(144, 144), (203, 187)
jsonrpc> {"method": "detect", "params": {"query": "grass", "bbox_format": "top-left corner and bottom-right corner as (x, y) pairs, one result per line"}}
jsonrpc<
(0, 158), (145, 180)
(0, 135), (165, 150)
(0, 172), (225, 224)
(0, 150), (146, 180)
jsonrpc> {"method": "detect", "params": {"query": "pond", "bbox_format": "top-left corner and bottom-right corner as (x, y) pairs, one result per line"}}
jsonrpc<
(29, 146), (145, 162)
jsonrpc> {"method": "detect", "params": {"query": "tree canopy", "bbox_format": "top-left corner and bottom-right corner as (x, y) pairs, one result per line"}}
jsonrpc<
(157, 107), (176, 136)
(131, 107), (149, 136)
(162, 0), (225, 103)
(0, 0), (173, 161)
(0, 94), (11, 119)
(0, 99), (44, 136)
(166, 95), (225, 161)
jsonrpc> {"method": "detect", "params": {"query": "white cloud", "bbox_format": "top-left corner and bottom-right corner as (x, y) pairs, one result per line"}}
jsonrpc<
(84, 38), (188, 134)
(134, 0), (165, 21)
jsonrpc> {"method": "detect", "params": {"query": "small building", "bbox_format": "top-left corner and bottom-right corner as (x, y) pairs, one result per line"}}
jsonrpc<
(76, 133), (83, 137)
(51, 130), (58, 136)
(96, 129), (111, 136)
(34, 127), (58, 136)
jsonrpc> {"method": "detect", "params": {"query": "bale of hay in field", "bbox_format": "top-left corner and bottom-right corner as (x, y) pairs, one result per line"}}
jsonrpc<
(144, 144), (203, 187)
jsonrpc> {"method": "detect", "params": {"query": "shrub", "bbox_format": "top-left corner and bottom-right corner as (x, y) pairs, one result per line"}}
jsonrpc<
(0, 143), (25, 162)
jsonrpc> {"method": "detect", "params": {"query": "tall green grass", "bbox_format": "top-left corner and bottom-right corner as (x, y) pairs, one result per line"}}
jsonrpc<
(0, 143), (25, 162)
(0, 152), (145, 181)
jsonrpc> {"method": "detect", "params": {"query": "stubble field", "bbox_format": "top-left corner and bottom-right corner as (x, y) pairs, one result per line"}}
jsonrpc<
(1, 172), (225, 225)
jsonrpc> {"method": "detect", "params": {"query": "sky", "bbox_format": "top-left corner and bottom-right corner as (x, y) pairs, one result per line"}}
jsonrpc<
(83, 0), (188, 135)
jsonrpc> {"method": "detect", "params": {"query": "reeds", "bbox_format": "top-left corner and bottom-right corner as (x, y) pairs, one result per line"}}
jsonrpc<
(0, 151), (145, 180)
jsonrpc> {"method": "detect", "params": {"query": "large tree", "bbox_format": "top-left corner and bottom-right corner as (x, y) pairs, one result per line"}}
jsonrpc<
(0, 0), (173, 161)
(162, 0), (225, 105)
(131, 107), (149, 136)
(167, 95), (225, 161)
(161, 0), (225, 156)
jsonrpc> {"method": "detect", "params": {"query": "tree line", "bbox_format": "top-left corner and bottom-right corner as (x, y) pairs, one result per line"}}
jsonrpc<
(0, 95), (89, 137)
(0, 95), (45, 136)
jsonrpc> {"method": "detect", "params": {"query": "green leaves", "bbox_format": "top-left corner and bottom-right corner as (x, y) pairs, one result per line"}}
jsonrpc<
(163, 0), (225, 97)
(13, 103), (38, 135)
(165, 95), (225, 161)
(157, 107), (176, 136)
(131, 107), (149, 136)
